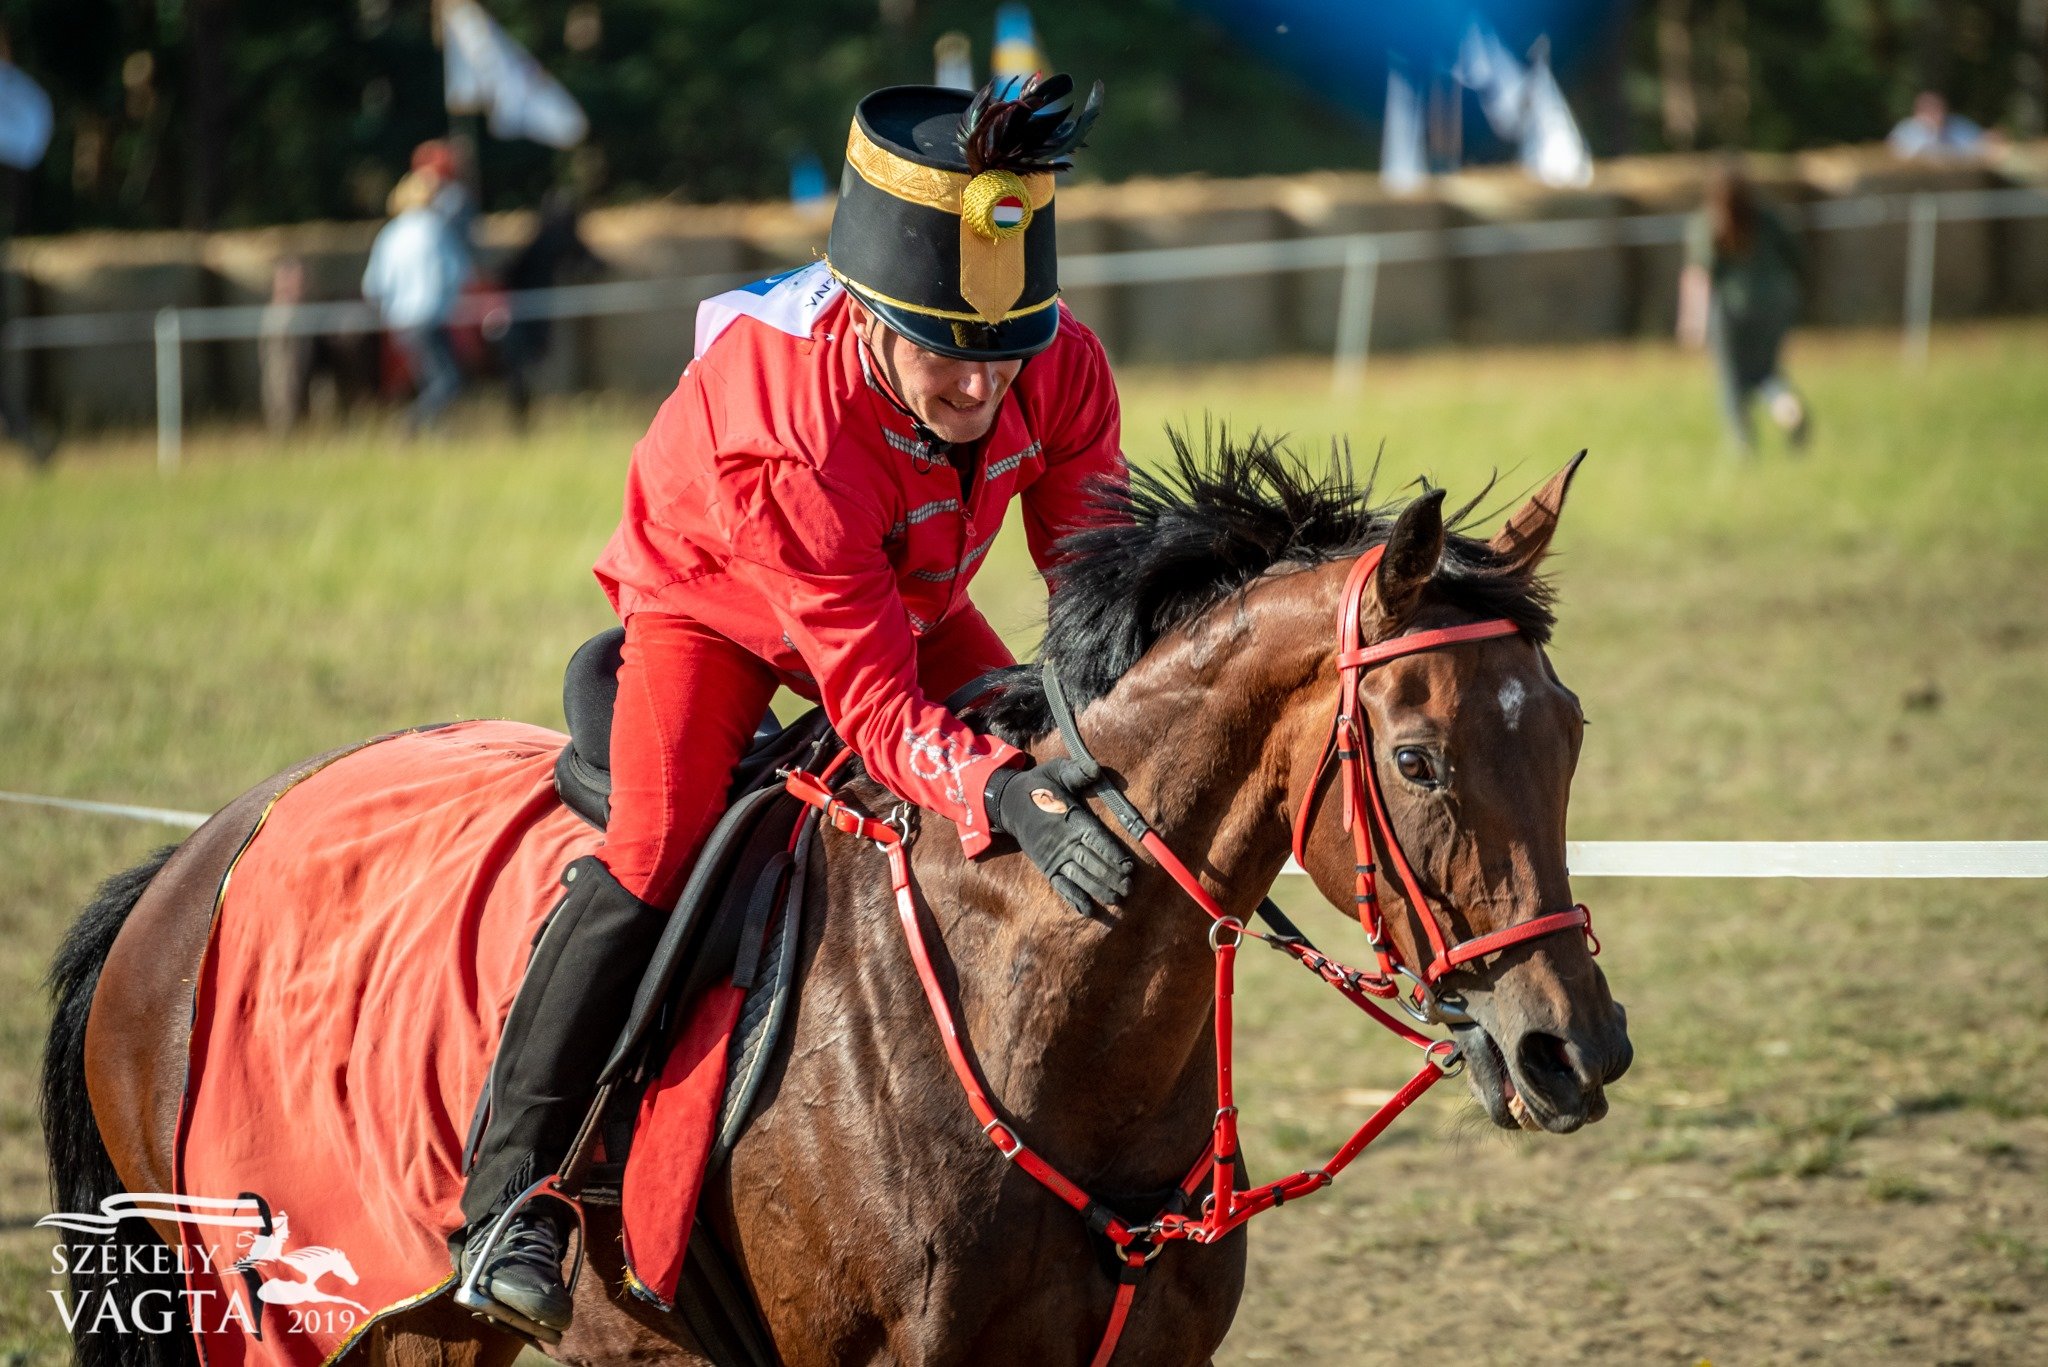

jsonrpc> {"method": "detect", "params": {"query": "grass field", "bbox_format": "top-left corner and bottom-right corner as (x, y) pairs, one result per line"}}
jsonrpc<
(2, 321), (2045, 1364)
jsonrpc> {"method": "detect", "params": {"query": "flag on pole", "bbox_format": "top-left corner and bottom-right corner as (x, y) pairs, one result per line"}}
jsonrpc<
(991, 4), (1044, 99)
(1452, 19), (1529, 141)
(1449, 20), (1593, 189)
(442, 0), (588, 149)
(0, 61), (52, 171)
(1380, 68), (1427, 193)
(1518, 48), (1593, 188)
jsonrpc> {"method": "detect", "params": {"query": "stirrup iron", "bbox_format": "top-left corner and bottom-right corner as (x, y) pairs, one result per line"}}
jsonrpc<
(453, 1174), (588, 1347)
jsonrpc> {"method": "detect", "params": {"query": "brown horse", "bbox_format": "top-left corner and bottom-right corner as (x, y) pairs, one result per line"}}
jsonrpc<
(43, 439), (1630, 1367)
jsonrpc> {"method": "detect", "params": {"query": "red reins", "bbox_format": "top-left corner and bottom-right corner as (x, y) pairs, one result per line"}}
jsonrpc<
(781, 542), (1597, 1365)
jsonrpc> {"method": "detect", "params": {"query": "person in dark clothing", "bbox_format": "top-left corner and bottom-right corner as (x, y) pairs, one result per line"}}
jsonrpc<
(0, 167), (51, 467)
(1678, 165), (1809, 453)
(495, 191), (602, 428)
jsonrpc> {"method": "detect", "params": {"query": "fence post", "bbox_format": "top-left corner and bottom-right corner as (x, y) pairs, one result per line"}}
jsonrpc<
(153, 307), (182, 473)
(1902, 194), (1938, 369)
(1331, 238), (1380, 396)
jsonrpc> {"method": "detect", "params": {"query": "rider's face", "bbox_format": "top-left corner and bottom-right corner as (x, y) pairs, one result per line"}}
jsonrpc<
(848, 300), (1024, 445)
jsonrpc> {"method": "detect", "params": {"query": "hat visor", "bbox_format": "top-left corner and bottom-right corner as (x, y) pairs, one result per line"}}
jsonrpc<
(847, 286), (1060, 362)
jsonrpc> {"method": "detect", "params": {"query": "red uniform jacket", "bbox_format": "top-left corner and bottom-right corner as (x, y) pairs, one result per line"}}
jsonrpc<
(594, 262), (1126, 855)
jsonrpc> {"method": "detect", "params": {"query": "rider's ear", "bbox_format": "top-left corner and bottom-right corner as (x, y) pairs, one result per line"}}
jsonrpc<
(1365, 487), (1445, 636)
(1490, 450), (1585, 576)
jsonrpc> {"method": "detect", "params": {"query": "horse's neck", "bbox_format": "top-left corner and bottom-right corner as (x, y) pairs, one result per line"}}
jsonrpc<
(934, 583), (1332, 1187)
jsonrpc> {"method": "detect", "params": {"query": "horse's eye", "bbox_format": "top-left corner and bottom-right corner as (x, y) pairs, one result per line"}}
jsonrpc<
(1394, 747), (1440, 787)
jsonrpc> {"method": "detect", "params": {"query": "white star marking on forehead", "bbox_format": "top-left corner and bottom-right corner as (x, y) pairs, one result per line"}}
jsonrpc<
(1498, 677), (1527, 732)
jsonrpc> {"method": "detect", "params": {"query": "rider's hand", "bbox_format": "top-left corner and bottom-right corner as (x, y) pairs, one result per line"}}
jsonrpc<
(983, 759), (1133, 916)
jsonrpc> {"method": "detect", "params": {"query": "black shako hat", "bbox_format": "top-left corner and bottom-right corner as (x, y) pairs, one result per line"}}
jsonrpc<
(826, 75), (1102, 360)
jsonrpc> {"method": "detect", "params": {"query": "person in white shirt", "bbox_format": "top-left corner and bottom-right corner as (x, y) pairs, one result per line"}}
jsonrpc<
(1888, 91), (1993, 160)
(362, 170), (470, 430)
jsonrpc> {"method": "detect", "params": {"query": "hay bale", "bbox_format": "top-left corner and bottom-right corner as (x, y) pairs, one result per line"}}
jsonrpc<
(1084, 177), (1291, 365)
(578, 203), (755, 394)
(1275, 173), (1459, 353)
(1439, 175), (1631, 345)
(1052, 203), (1122, 359)
(14, 231), (211, 427)
(1797, 153), (1999, 326)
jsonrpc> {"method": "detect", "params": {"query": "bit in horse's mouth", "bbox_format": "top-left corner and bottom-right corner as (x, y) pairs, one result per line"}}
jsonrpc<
(1472, 1029), (1544, 1132)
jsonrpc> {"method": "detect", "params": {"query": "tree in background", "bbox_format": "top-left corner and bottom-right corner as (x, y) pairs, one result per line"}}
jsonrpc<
(0, 0), (2039, 236)
(0, 0), (1377, 234)
(1638, 0), (2044, 153)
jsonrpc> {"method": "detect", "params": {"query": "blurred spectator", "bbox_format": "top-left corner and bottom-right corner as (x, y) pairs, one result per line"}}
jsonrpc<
(495, 190), (603, 428)
(934, 32), (974, 90)
(1678, 165), (1809, 453)
(259, 257), (313, 433)
(415, 137), (479, 261)
(0, 165), (50, 467)
(0, 40), (53, 468)
(1888, 91), (1993, 160)
(362, 169), (469, 432)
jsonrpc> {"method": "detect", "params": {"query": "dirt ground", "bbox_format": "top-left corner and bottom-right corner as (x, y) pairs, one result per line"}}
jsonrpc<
(1215, 883), (2048, 1366)
(4, 327), (2045, 1363)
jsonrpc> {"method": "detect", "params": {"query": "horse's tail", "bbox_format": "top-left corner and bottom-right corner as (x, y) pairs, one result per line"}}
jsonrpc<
(41, 844), (200, 1367)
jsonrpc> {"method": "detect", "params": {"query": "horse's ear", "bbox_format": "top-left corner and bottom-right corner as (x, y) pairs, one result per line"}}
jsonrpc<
(1365, 487), (1446, 635)
(1491, 451), (1585, 574)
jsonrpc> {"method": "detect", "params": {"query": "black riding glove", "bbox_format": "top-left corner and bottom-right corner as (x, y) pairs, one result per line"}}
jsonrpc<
(984, 758), (1134, 916)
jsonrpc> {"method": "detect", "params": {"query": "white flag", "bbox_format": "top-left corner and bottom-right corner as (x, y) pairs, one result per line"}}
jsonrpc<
(0, 61), (52, 171)
(1381, 69), (1427, 194)
(1452, 20), (1530, 141)
(1518, 49), (1593, 188)
(443, 0), (588, 150)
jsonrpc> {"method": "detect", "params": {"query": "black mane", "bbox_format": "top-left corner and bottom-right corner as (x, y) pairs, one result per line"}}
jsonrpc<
(971, 429), (1556, 746)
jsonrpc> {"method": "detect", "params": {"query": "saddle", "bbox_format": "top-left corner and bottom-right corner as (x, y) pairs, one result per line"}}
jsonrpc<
(496, 627), (840, 1366)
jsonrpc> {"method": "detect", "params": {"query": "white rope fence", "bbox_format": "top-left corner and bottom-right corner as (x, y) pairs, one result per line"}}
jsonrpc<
(4, 789), (2040, 878)
(5, 185), (2045, 472)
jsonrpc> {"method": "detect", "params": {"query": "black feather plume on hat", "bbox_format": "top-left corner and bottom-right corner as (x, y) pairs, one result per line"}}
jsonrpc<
(957, 74), (1103, 174)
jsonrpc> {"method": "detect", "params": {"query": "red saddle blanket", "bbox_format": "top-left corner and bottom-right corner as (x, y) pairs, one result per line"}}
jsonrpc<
(173, 720), (740, 1367)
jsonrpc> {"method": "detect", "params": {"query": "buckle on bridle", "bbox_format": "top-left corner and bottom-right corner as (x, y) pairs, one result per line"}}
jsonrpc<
(982, 1117), (1025, 1159)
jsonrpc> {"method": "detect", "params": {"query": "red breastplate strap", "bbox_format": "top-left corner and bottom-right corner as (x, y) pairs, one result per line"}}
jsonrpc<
(779, 543), (1594, 1364)
(786, 767), (1459, 1367)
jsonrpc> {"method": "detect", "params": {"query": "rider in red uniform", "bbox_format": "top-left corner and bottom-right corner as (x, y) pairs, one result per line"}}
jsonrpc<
(455, 77), (1130, 1338)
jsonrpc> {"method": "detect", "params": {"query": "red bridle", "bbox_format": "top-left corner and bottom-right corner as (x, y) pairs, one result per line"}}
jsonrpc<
(782, 542), (1598, 1365)
(1290, 545), (1596, 1024)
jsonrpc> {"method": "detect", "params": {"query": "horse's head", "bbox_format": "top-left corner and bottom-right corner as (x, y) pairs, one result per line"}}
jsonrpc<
(1293, 456), (1631, 1133)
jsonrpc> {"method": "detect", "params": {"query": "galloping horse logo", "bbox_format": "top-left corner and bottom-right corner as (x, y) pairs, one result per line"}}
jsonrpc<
(230, 1210), (369, 1313)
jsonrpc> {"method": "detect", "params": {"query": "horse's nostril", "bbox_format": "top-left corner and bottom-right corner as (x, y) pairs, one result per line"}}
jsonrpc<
(1516, 1030), (1574, 1082)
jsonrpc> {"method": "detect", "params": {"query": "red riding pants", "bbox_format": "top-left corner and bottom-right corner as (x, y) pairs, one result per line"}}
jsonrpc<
(598, 607), (1016, 905)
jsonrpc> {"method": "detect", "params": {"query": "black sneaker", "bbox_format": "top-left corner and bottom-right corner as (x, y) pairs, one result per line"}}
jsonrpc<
(453, 1207), (575, 1343)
